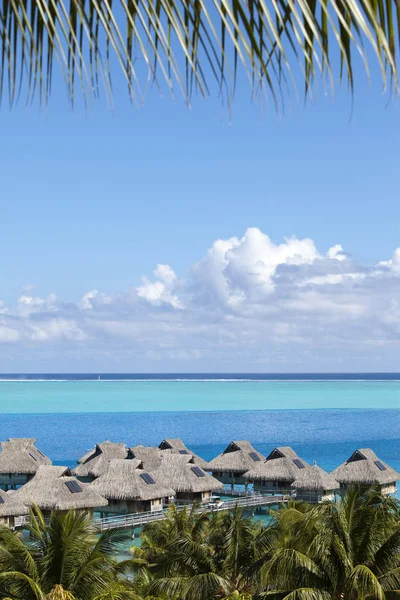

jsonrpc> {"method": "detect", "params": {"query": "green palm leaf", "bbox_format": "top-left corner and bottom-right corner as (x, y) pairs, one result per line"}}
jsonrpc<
(0, 508), (137, 600)
(0, 0), (398, 108)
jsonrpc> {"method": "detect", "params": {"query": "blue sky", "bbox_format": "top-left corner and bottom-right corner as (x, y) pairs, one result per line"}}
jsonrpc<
(1, 56), (400, 372)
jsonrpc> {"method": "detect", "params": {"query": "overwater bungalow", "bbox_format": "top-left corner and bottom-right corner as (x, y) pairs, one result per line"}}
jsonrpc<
(73, 441), (128, 482)
(90, 459), (174, 514)
(129, 445), (162, 471)
(291, 464), (339, 503)
(0, 489), (28, 529)
(244, 446), (311, 494)
(156, 453), (223, 504)
(0, 438), (52, 490)
(331, 449), (400, 495)
(158, 439), (208, 469)
(11, 465), (108, 516)
(207, 441), (265, 489)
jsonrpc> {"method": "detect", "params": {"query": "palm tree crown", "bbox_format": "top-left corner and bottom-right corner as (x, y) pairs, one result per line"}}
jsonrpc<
(0, 505), (139, 600)
(130, 488), (400, 600)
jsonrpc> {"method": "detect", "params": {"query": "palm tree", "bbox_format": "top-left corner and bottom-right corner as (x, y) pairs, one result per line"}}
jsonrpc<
(130, 489), (400, 600)
(260, 487), (400, 600)
(0, 505), (140, 600)
(0, 0), (398, 110)
(130, 505), (270, 599)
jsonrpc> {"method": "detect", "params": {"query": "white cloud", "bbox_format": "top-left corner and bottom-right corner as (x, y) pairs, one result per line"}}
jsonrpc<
(2, 227), (400, 370)
(80, 290), (99, 310)
(29, 319), (87, 342)
(17, 293), (59, 316)
(327, 244), (347, 261)
(0, 324), (21, 342)
(192, 228), (319, 307)
(379, 248), (400, 273)
(137, 264), (184, 309)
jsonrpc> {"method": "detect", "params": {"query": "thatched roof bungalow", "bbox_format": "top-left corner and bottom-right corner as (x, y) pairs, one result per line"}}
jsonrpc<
(12, 466), (108, 515)
(244, 446), (311, 494)
(291, 464), (339, 503)
(90, 459), (174, 514)
(0, 438), (52, 490)
(331, 449), (400, 495)
(0, 489), (28, 529)
(158, 439), (207, 469)
(155, 453), (223, 504)
(207, 441), (265, 487)
(73, 441), (129, 482)
(129, 445), (162, 471)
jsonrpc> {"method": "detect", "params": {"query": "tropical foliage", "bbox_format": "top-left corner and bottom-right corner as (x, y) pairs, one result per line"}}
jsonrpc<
(128, 504), (269, 598)
(128, 488), (400, 600)
(0, 506), (139, 600)
(0, 0), (399, 109)
(0, 488), (399, 600)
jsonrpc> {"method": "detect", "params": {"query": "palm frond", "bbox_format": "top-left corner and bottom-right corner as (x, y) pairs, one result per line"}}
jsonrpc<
(0, 570), (46, 600)
(281, 588), (333, 600)
(0, 0), (398, 109)
(346, 564), (386, 600)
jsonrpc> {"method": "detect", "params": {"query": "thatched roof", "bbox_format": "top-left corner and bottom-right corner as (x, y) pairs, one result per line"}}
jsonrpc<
(90, 459), (175, 501)
(73, 441), (128, 479)
(155, 453), (223, 494)
(0, 489), (28, 517)
(158, 439), (207, 469)
(331, 449), (400, 485)
(244, 447), (311, 482)
(129, 445), (162, 471)
(12, 466), (108, 511)
(291, 464), (339, 491)
(207, 441), (265, 474)
(0, 438), (52, 475)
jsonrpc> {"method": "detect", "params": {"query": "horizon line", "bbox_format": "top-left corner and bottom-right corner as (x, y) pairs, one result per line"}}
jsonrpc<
(1, 371), (400, 375)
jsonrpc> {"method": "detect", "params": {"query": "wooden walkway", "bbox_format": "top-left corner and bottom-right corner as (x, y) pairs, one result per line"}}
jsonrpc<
(13, 495), (288, 531)
(95, 495), (287, 531)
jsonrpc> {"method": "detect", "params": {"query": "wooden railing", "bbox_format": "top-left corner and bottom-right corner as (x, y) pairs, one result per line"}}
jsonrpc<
(95, 494), (287, 531)
(13, 495), (288, 531)
(14, 516), (29, 528)
(216, 487), (258, 497)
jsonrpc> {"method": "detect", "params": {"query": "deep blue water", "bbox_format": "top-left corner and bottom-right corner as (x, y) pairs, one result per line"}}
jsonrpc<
(0, 409), (398, 479)
(2, 372), (400, 380)
(0, 374), (398, 486)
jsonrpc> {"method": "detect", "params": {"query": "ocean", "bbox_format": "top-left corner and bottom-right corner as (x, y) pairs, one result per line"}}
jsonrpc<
(0, 374), (398, 480)
(1, 373), (398, 556)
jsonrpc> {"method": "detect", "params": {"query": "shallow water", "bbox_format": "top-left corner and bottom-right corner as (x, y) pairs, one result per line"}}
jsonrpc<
(0, 379), (400, 413)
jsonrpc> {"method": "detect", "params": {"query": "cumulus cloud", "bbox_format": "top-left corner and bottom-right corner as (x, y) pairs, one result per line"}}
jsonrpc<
(2, 227), (400, 371)
(327, 244), (347, 261)
(379, 248), (400, 273)
(137, 264), (184, 309)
